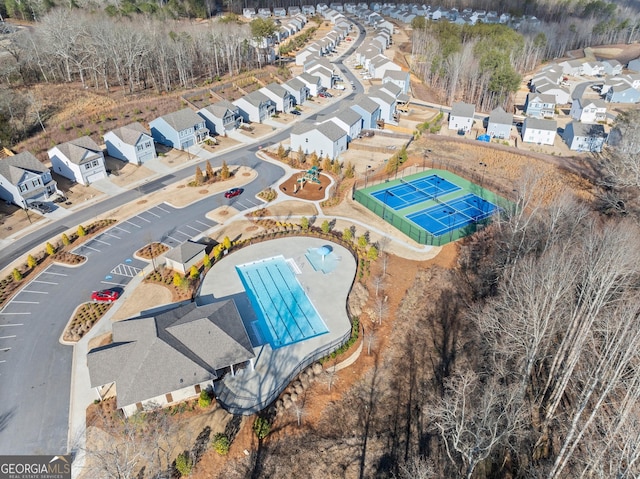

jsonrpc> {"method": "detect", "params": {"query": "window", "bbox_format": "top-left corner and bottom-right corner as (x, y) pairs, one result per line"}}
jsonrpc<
(145, 141), (151, 148)
(92, 160), (99, 167)
(85, 163), (91, 169)
(19, 184), (28, 192)
(136, 144), (144, 152)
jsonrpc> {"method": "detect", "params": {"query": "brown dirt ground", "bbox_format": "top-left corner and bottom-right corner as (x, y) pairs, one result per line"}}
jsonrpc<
(110, 282), (173, 322)
(278, 172), (332, 201)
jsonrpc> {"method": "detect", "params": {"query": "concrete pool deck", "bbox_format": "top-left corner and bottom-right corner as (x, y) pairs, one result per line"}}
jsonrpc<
(198, 236), (356, 414)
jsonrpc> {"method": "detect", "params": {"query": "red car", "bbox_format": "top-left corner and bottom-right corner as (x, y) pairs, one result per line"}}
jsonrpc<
(224, 188), (243, 199)
(91, 289), (120, 302)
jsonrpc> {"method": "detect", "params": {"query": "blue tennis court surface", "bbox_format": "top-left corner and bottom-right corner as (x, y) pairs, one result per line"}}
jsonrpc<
(236, 256), (328, 349)
(407, 194), (497, 236)
(371, 175), (460, 210)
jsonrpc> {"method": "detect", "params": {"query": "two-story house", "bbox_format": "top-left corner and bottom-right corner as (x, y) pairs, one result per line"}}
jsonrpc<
(325, 107), (363, 141)
(259, 83), (295, 113)
(104, 122), (157, 165)
(197, 100), (241, 136)
(233, 91), (276, 123)
(448, 102), (475, 132)
(486, 107), (513, 139)
(48, 137), (107, 185)
(569, 98), (607, 123)
(290, 120), (348, 160)
(150, 109), (209, 150)
(0, 151), (61, 208)
(350, 95), (381, 129)
(368, 86), (398, 124)
(524, 93), (556, 118)
(282, 78), (310, 105)
(521, 118), (557, 145)
(562, 122), (607, 152)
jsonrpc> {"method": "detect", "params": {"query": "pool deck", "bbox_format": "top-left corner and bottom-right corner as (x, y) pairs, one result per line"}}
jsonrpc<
(198, 237), (356, 414)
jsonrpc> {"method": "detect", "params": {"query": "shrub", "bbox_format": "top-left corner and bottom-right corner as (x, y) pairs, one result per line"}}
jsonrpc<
(220, 161), (230, 180)
(367, 246), (379, 261)
(213, 244), (224, 262)
(300, 217), (309, 231)
(342, 228), (353, 242)
(46, 242), (56, 256)
(203, 253), (211, 269)
(194, 166), (204, 186)
(358, 235), (368, 249)
(205, 161), (215, 180)
(12, 268), (22, 281)
(77, 225), (87, 237)
(175, 453), (193, 477)
(198, 390), (212, 408)
(189, 265), (199, 280)
(222, 236), (232, 250)
(27, 255), (37, 269)
(173, 273), (184, 287)
(212, 433), (230, 455)
(61, 233), (71, 246)
(321, 220), (331, 234)
(253, 417), (271, 440)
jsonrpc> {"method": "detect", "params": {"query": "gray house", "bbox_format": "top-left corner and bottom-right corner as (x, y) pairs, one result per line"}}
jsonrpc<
(48, 136), (107, 185)
(163, 240), (208, 275)
(524, 93), (556, 118)
(486, 107), (513, 139)
(350, 95), (381, 129)
(562, 122), (607, 152)
(0, 151), (61, 208)
(259, 83), (295, 113)
(150, 109), (209, 150)
(197, 100), (241, 136)
(448, 102), (475, 132)
(298, 73), (322, 96)
(606, 84), (640, 103)
(87, 300), (255, 417)
(104, 122), (156, 165)
(368, 87), (397, 124)
(233, 91), (276, 123)
(382, 69), (410, 94)
(327, 107), (363, 141)
(282, 78), (310, 105)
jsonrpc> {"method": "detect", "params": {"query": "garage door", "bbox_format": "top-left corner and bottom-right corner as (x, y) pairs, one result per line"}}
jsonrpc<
(86, 171), (107, 183)
(181, 139), (194, 149)
(138, 151), (154, 164)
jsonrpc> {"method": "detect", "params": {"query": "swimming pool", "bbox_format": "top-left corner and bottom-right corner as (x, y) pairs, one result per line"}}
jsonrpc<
(236, 256), (328, 349)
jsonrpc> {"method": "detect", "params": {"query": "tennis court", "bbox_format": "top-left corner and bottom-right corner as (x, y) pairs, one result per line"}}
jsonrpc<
(370, 175), (460, 210)
(407, 194), (497, 237)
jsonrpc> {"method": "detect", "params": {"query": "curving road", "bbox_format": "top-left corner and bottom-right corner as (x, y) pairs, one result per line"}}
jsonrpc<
(0, 17), (368, 456)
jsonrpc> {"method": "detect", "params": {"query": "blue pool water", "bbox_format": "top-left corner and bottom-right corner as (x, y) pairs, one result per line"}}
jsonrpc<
(236, 256), (328, 349)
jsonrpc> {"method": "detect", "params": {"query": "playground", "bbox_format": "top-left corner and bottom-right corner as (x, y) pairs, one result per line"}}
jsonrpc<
(278, 166), (332, 201)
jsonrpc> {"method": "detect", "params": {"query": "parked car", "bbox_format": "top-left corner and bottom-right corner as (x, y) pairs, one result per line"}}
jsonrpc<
(334, 84), (345, 90)
(30, 201), (52, 214)
(324, 92), (333, 97)
(224, 187), (243, 199)
(91, 289), (120, 302)
(318, 92), (327, 98)
(291, 109), (301, 115)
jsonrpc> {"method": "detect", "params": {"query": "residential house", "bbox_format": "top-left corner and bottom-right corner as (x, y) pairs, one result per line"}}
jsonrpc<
(87, 300), (255, 417)
(259, 83), (295, 113)
(290, 121), (348, 160)
(558, 59), (583, 76)
(606, 84), (640, 103)
(531, 69), (562, 89)
(257, 7), (271, 17)
(535, 83), (571, 105)
(150, 109), (209, 150)
(48, 137), (107, 185)
(298, 73), (322, 96)
(562, 122), (606, 152)
(524, 93), (556, 118)
(378, 81), (402, 100)
(273, 7), (286, 16)
(521, 117), (557, 145)
(306, 64), (334, 89)
(104, 122), (156, 165)
(327, 108), (363, 141)
(233, 91), (276, 123)
(0, 151), (61, 208)
(581, 61), (604, 77)
(242, 7), (255, 18)
(296, 48), (319, 66)
(197, 100), (241, 136)
(486, 107), (513, 139)
(282, 78), (310, 105)
(368, 55), (401, 79)
(448, 102), (475, 132)
(601, 59), (623, 76)
(383, 69), (410, 94)
(350, 95), (381, 129)
(163, 240), (208, 274)
(628, 57), (640, 73)
(368, 87), (397, 124)
(288, 6), (301, 15)
(569, 98), (607, 123)
(302, 5), (316, 15)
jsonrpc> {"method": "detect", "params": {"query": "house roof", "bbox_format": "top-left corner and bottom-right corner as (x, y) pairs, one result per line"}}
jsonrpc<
(286, 77), (306, 90)
(298, 72), (321, 85)
(53, 137), (102, 165)
(87, 300), (255, 408)
(240, 90), (272, 107)
(527, 92), (556, 104)
(317, 120), (347, 141)
(351, 95), (380, 114)
(488, 106), (513, 125)
(107, 122), (150, 145)
(262, 82), (290, 98)
(450, 102), (475, 118)
(0, 151), (49, 185)
(576, 98), (607, 109)
(291, 122), (316, 136)
(164, 240), (207, 264)
(524, 117), (557, 131)
(380, 82), (402, 97)
(368, 87), (395, 105)
(157, 108), (203, 132)
(383, 69), (408, 81)
(201, 100), (238, 118)
(332, 107), (362, 126)
(568, 121), (606, 137)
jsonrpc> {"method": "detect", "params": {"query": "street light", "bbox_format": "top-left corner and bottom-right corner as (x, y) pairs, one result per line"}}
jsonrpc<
(364, 165), (372, 188)
(447, 210), (454, 242)
(479, 162), (488, 197)
(382, 190), (394, 222)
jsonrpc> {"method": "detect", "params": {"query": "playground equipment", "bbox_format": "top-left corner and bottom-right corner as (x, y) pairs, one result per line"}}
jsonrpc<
(294, 166), (322, 192)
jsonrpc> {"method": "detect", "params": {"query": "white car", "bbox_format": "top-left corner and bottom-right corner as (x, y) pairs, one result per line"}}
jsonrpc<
(334, 84), (345, 90)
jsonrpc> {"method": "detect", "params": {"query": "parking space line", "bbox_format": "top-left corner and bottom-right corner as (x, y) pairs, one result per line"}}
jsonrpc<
(184, 225), (201, 232)
(84, 245), (101, 252)
(0, 348), (11, 351)
(156, 206), (170, 213)
(94, 239), (111, 246)
(32, 280), (57, 285)
(0, 360), (6, 363)
(1, 312), (30, 315)
(11, 301), (39, 304)
(101, 280), (125, 286)
(166, 235), (182, 243)
(125, 220), (142, 228)
(43, 271), (67, 277)
(113, 227), (130, 234)
(146, 210), (160, 218)
(136, 215), (151, 223)
(105, 233), (121, 240)
(0, 335), (16, 339)
(21, 290), (48, 294)
(195, 220), (212, 227)
(0, 324), (23, 327)
(176, 230), (190, 237)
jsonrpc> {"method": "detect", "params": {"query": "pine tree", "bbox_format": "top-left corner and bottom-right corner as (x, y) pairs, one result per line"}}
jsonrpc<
(322, 156), (332, 172)
(220, 161), (230, 180)
(277, 143), (287, 160)
(205, 161), (215, 181)
(195, 166), (204, 185)
(46, 242), (56, 256)
(27, 255), (37, 269)
(189, 265), (199, 279)
(203, 253), (211, 269)
(61, 233), (71, 246)
(77, 225), (87, 237)
(297, 146), (306, 164)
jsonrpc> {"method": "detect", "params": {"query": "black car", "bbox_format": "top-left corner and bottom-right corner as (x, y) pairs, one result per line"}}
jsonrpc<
(291, 109), (301, 115)
(30, 201), (52, 214)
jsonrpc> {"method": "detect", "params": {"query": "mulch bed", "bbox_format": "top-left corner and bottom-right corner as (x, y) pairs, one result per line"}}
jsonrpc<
(278, 172), (332, 201)
(136, 242), (169, 260)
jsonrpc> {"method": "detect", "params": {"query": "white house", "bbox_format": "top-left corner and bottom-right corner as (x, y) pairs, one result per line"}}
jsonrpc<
(48, 136), (107, 185)
(535, 83), (571, 105)
(233, 91), (276, 123)
(259, 83), (295, 113)
(558, 59), (583, 76)
(383, 69), (410, 94)
(350, 95), (381, 129)
(486, 107), (513, 139)
(368, 87), (397, 124)
(327, 108), (363, 141)
(581, 61), (604, 77)
(368, 55), (401, 79)
(104, 122), (156, 165)
(569, 98), (607, 123)
(521, 117), (557, 145)
(601, 59), (623, 76)
(0, 151), (61, 209)
(562, 122), (606, 152)
(282, 78), (310, 105)
(628, 57), (640, 73)
(290, 121), (348, 160)
(197, 100), (241, 136)
(298, 73), (322, 96)
(305, 61), (335, 89)
(448, 102), (475, 132)
(163, 240), (208, 274)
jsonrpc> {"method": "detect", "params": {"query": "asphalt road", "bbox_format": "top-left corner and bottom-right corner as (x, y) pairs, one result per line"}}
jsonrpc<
(0, 21), (365, 453)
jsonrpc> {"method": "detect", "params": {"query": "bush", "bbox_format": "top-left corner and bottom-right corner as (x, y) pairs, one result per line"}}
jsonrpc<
(342, 229), (353, 242)
(367, 246), (379, 261)
(220, 161), (230, 180)
(300, 217), (309, 231)
(12, 268), (22, 281)
(46, 242), (56, 256)
(189, 265), (199, 280)
(61, 233), (71, 246)
(27, 255), (37, 269)
(194, 166), (204, 186)
(212, 433), (230, 455)
(198, 390), (212, 408)
(253, 417), (271, 440)
(173, 273), (184, 287)
(175, 453), (193, 477)
(77, 225), (87, 237)
(203, 253), (211, 269)
(321, 220), (331, 234)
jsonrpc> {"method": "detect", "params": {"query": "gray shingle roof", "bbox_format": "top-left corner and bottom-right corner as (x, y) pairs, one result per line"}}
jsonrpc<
(369, 88), (395, 105)
(488, 107), (513, 125)
(568, 122), (606, 137)
(159, 108), (203, 132)
(335, 107), (362, 125)
(241, 90), (271, 107)
(527, 93), (556, 104)
(87, 300), (255, 408)
(107, 122), (150, 145)
(286, 78), (306, 90)
(262, 82), (290, 98)
(164, 240), (207, 264)
(298, 73), (321, 85)
(54, 137), (102, 165)
(0, 151), (48, 186)
(451, 102), (475, 118)
(317, 120), (347, 141)
(351, 95), (380, 114)
(201, 100), (238, 118)
(524, 117), (557, 131)
(384, 69), (408, 81)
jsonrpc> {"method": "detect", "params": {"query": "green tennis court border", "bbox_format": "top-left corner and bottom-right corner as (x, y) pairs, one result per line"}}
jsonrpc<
(354, 169), (507, 246)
